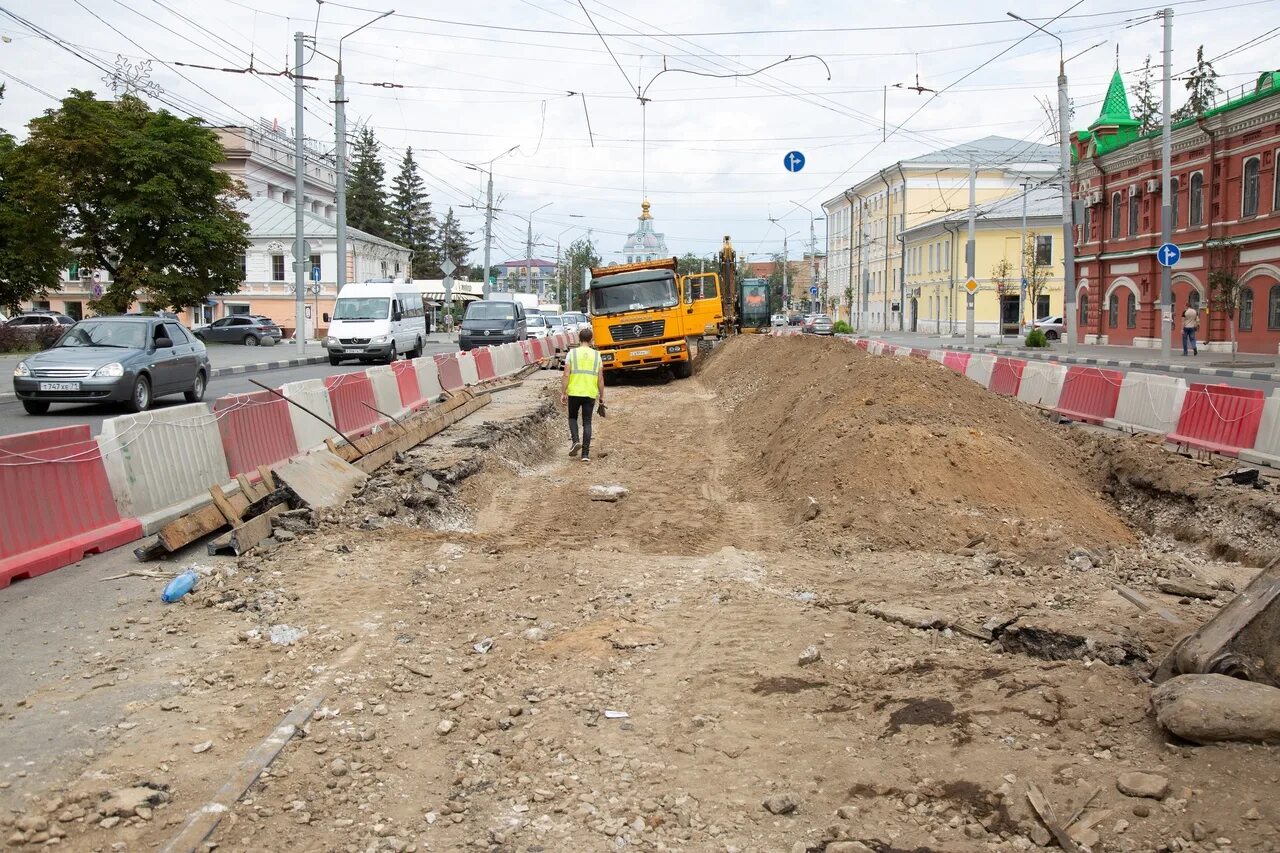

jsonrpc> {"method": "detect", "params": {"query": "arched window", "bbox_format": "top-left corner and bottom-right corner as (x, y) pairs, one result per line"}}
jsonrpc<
(1110, 193), (1122, 239)
(1269, 285), (1280, 330)
(1128, 192), (1140, 236)
(1188, 289), (1201, 311)
(1126, 291), (1138, 328)
(1170, 177), (1180, 230)
(1239, 286), (1254, 332)
(1243, 157), (1261, 218)
(1189, 173), (1204, 226)
(1080, 292), (1089, 324)
(1108, 292), (1119, 328)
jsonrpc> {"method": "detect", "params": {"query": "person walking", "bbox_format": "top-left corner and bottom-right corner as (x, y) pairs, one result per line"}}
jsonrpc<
(1182, 303), (1200, 356)
(443, 312), (454, 336)
(561, 326), (604, 463)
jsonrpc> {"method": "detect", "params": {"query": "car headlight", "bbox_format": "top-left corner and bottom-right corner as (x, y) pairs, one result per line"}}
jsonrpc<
(600, 352), (614, 362)
(666, 344), (684, 354)
(324, 336), (337, 346)
(94, 362), (125, 378)
(371, 335), (389, 344)
(13, 361), (30, 377)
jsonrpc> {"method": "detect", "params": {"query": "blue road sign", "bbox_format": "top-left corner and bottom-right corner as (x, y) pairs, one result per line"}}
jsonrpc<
(809, 285), (818, 296)
(1157, 242), (1181, 267)
(311, 265), (322, 282)
(784, 151), (806, 173)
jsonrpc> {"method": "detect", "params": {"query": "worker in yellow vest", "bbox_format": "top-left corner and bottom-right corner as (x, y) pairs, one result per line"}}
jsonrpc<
(560, 326), (605, 463)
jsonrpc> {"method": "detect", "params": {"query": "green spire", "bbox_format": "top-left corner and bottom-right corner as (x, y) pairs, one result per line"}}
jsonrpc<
(1089, 66), (1141, 154)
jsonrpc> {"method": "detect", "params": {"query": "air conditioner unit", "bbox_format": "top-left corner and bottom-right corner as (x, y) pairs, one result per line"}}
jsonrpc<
(1145, 179), (1160, 194)
(1128, 183), (1140, 198)
(1087, 190), (1102, 206)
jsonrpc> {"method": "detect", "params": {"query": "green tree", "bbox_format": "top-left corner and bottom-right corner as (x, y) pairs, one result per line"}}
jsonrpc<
(18, 90), (247, 313)
(1207, 238), (1242, 363)
(1132, 55), (1161, 134)
(1173, 46), (1221, 121)
(388, 147), (436, 279)
(347, 127), (389, 240)
(767, 253), (786, 309)
(1023, 232), (1053, 327)
(675, 252), (713, 278)
(562, 236), (601, 311)
(435, 207), (472, 277)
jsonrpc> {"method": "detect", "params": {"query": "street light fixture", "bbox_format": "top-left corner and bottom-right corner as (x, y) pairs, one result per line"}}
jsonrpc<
(516, 202), (554, 295)
(554, 217), (587, 310)
(464, 145), (521, 298)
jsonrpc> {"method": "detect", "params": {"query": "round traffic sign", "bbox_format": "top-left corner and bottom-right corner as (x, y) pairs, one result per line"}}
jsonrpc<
(1156, 242), (1181, 267)
(783, 151), (806, 173)
(809, 285), (818, 296)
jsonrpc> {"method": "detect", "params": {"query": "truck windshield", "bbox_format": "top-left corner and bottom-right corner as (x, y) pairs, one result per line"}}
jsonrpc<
(590, 276), (678, 315)
(333, 297), (389, 320)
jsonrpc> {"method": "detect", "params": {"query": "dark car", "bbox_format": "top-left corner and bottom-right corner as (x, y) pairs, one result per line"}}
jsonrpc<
(12, 315), (210, 415)
(194, 314), (282, 346)
(458, 300), (527, 351)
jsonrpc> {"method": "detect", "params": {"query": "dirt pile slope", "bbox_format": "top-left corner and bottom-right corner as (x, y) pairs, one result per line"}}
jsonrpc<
(702, 335), (1134, 556)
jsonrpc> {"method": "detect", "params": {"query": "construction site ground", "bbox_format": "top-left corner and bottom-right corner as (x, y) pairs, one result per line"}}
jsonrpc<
(3, 335), (1280, 853)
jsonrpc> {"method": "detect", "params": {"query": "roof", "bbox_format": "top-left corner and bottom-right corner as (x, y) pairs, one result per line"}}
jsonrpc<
(500, 259), (556, 267)
(903, 135), (1057, 167)
(905, 184), (1064, 234)
(1092, 68), (1139, 131)
(236, 196), (408, 251)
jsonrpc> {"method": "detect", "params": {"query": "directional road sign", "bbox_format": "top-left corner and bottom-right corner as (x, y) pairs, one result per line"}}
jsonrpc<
(311, 265), (321, 282)
(809, 285), (818, 296)
(783, 151), (806, 173)
(964, 277), (979, 294)
(1157, 242), (1181, 267)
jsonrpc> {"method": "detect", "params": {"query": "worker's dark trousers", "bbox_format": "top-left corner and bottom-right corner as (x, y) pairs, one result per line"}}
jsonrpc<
(567, 395), (595, 457)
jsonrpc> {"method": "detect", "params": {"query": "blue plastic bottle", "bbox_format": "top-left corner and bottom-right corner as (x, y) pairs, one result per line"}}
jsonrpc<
(162, 570), (198, 603)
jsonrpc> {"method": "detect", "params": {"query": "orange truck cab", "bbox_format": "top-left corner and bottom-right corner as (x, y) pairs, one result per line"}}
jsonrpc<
(588, 257), (698, 379)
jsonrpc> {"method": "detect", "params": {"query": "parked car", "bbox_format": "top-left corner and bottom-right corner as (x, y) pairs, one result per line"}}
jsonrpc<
(771, 313), (786, 327)
(526, 313), (552, 339)
(562, 311), (589, 333)
(6, 311), (76, 330)
(12, 314), (210, 415)
(194, 314), (281, 346)
(805, 314), (834, 335)
(458, 299), (528, 351)
(543, 313), (566, 336)
(788, 314), (805, 326)
(1033, 315), (1065, 341)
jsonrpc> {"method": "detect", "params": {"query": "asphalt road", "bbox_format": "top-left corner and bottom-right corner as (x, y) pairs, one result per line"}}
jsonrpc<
(0, 342), (459, 436)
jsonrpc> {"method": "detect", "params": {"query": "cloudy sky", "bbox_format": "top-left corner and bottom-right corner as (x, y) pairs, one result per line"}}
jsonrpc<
(0, 0), (1273, 267)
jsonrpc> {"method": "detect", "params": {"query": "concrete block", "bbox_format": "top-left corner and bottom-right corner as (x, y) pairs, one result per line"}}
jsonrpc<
(1016, 361), (1067, 409)
(1103, 372), (1189, 436)
(274, 448), (367, 510)
(280, 378), (341, 452)
(964, 352), (996, 388)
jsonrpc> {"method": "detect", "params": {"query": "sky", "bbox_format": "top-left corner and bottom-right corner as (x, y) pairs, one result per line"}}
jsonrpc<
(0, 0), (1275, 268)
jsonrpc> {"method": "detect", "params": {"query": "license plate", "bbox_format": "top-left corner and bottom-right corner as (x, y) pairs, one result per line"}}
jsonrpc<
(630, 349), (650, 356)
(39, 382), (80, 391)
(346, 347), (363, 353)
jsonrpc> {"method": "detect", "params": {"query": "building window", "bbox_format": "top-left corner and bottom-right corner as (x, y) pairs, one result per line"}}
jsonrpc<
(1126, 291), (1137, 328)
(1188, 289), (1201, 311)
(1034, 235), (1052, 266)
(1239, 286), (1254, 331)
(238, 254), (247, 281)
(1242, 157), (1260, 218)
(1111, 193), (1122, 239)
(380, 261), (388, 277)
(1269, 285), (1280, 330)
(64, 301), (83, 321)
(271, 254), (285, 281)
(1037, 294), (1050, 318)
(1108, 292), (1119, 328)
(1275, 152), (1280, 213)
(1128, 192), (1140, 236)
(1081, 205), (1091, 243)
(1170, 177), (1180, 230)
(1189, 173), (1204, 226)
(1080, 292), (1089, 324)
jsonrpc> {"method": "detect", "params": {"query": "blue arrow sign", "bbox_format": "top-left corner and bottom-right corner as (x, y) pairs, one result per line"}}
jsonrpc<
(809, 285), (818, 296)
(784, 151), (806, 173)
(311, 265), (322, 282)
(1157, 242), (1181, 267)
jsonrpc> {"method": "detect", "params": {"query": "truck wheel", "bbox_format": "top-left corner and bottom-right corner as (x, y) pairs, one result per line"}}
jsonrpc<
(672, 360), (693, 379)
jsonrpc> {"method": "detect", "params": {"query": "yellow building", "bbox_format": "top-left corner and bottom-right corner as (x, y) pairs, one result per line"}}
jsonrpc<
(905, 185), (1065, 335)
(821, 136), (1057, 331)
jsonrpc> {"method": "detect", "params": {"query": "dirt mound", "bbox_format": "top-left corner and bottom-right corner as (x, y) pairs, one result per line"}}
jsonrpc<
(702, 335), (1134, 556)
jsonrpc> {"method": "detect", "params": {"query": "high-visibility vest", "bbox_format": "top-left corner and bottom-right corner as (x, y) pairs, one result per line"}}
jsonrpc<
(565, 346), (601, 398)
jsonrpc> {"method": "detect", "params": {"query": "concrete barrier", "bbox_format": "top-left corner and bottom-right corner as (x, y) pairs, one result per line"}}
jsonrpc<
(964, 352), (996, 387)
(1240, 390), (1280, 468)
(1102, 372), (1189, 436)
(97, 404), (233, 534)
(413, 357), (443, 400)
(1016, 361), (1067, 410)
(280, 378), (341, 451)
(365, 364), (407, 419)
(213, 390), (300, 477)
(458, 352), (480, 386)
(1, 426), (142, 589)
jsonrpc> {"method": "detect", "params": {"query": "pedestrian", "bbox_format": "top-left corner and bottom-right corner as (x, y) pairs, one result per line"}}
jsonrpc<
(1182, 303), (1200, 356)
(561, 326), (605, 463)
(444, 312), (454, 335)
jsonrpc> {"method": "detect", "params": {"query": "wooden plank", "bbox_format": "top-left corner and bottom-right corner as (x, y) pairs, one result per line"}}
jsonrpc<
(256, 465), (276, 491)
(133, 537), (168, 561)
(206, 530), (234, 556)
(235, 473), (265, 503)
(353, 396), (488, 474)
(210, 484), (243, 525)
(230, 505), (288, 556)
(157, 504), (229, 553)
(1026, 782), (1082, 853)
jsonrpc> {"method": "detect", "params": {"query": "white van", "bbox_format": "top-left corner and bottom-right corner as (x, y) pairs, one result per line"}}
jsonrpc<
(323, 279), (427, 365)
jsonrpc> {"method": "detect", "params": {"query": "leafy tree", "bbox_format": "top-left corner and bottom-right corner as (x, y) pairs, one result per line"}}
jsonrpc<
(1173, 46), (1221, 121)
(1132, 55), (1161, 134)
(562, 236), (602, 311)
(347, 127), (389, 240)
(1207, 238), (1242, 363)
(388, 147), (437, 279)
(19, 90), (247, 313)
(766, 253), (786, 310)
(435, 207), (472, 278)
(1023, 232), (1053, 328)
(675, 252), (714, 278)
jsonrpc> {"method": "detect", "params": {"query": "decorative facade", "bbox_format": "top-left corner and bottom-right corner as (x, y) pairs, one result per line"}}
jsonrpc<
(621, 199), (669, 264)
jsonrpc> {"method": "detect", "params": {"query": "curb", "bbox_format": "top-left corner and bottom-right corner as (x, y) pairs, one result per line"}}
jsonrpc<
(0, 354), (330, 403)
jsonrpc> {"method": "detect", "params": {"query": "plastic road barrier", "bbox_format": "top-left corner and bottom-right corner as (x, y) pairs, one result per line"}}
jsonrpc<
(1, 426), (142, 589)
(324, 372), (384, 438)
(1016, 361), (1068, 410)
(213, 390), (300, 478)
(855, 339), (870, 351)
(1168, 383), (1266, 456)
(942, 352), (971, 374)
(473, 347), (497, 382)
(1240, 390), (1280, 468)
(964, 352), (996, 387)
(928, 350), (947, 364)
(1054, 366), (1124, 424)
(434, 353), (464, 391)
(412, 357), (443, 401)
(365, 364), (407, 420)
(280, 378), (340, 452)
(457, 352), (480, 386)
(97, 404), (232, 534)
(1104, 372), (1189, 436)
(388, 359), (429, 413)
(987, 357), (1026, 397)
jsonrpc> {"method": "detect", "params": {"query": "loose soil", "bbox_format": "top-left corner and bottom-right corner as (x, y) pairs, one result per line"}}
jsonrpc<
(3, 338), (1280, 853)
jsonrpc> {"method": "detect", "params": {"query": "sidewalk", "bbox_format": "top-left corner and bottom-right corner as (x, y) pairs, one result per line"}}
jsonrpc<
(861, 330), (1280, 382)
(0, 333), (461, 401)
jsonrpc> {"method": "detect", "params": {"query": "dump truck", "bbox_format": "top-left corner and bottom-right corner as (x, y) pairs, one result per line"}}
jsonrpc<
(588, 257), (696, 378)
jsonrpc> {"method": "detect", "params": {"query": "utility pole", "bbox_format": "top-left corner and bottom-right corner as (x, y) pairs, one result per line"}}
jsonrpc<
(782, 233), (789, 306)
(1019, 181), (1029, 338)
(482, 173), (494, 298)
(809, 215), (817, 316)
(1159, 8), (1174, 359)
(525, 219), (533, 294)
(966, 161), (977, 345)
(860, 213), (869, 332)
(293, 31), (306, 356)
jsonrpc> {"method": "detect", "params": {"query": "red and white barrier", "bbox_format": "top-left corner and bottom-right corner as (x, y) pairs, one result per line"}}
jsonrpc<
(988, 357), (1026, 397)
(434, 353), (465, 391)
(389, 359), (430, 414)
(1016, 361), (1067, 410)
(365, 364), (408, 420)
(1105, 373), (1188, 435)
(1168, 384), (1266, 457)
(1240, 390), (1280, 468)
(281, 378), (341, 452)
(413, 356), (444, 400)
(1053, 366), (1124, 425)
(214, 390), (301, 478)
(324, 372), (384, 438)
(457, 351), (480, 386)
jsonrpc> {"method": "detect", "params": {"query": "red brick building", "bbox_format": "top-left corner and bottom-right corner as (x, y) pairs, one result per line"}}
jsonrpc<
(1071, 69), (1280, 354)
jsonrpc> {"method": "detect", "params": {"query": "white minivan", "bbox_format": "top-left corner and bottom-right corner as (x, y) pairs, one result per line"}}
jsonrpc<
(324, 279), (427, 365)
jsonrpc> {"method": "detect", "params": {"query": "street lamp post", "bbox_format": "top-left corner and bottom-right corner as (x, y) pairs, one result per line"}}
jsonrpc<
(522, 203), (554, 295)
(463, 146), (520, 299)
(789, 201), (821, 316)
(555, 218), (587, 310)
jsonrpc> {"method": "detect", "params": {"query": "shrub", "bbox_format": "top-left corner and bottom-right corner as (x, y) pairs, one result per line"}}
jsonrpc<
(833, 321), (852, 334)
(1024, 329), (1049, 348)
(0, 323), (64, 353)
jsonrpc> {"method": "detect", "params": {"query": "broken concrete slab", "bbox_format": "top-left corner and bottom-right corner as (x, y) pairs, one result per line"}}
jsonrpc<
(274, 449), (368, 510)
(1156, 577), (1217, 600)
(1152, 673), (1280, 744)
(859, 602), (951, 630)
(1116, 771), (1170, 800)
